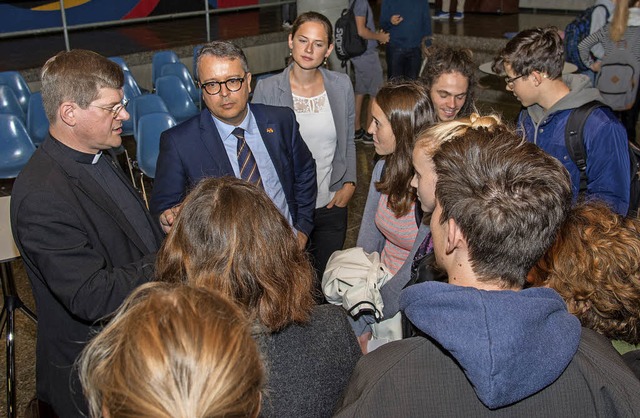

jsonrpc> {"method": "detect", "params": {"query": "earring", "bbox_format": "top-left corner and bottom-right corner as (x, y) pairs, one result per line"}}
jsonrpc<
(289, 50), (293, 57)
(324, 57), (328, 66)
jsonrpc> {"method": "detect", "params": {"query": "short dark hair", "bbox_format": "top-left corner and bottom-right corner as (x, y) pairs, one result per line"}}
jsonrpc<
(420, 46), (476, 118)
(197, 41), (249, 77)
(492, 27), (564, 80)
(433, 125), (572, 288)
(41, 49), (123, 123)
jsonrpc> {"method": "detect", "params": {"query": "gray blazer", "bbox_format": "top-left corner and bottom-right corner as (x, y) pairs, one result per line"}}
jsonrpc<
(252, 64), (356, 191)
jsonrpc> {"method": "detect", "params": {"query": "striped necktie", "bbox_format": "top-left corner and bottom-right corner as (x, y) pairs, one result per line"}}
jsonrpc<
(232, 127), (263, 187)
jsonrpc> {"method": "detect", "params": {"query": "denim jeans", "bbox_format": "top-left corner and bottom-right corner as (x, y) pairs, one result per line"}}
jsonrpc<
(386, 45), (422, 80)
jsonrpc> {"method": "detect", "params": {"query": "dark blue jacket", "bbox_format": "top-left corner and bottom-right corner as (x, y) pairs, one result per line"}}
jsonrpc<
(517, 74), (630, 215)
(380, 0), (432, 49)
(150, 103), (317, 237)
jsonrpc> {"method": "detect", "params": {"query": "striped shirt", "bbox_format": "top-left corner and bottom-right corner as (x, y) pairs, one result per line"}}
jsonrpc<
(375, 194), (418, 274)
(578, 15), (640, 66)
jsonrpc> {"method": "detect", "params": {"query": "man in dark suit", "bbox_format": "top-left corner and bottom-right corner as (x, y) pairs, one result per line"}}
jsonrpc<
(150, 41), (316, 248)
(10, 50), (163, 417)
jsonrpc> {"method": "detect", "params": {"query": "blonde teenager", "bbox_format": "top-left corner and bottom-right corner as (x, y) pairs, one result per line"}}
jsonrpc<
(79, 282), (263, 418)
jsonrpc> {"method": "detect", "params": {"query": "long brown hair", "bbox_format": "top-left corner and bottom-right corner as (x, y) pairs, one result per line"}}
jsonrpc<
(375, 80), (436, 216)
(156, 177), (315, 332)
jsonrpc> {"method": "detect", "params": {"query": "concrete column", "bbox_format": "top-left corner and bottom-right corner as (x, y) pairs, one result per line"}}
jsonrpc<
(297, 0), (349, 73)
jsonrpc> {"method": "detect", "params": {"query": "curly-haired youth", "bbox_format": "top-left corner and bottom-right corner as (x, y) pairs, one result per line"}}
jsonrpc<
(530, 201), (640, 344)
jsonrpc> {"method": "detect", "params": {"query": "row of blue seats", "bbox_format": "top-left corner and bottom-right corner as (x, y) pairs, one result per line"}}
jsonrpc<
(0, 51), (199, 185)
(0, 52), (198, 142)
(0, 71), (41, 180)
(0, 72), (48, 147)
(0, 99), (176, 200)
(115, 53), (200, 129)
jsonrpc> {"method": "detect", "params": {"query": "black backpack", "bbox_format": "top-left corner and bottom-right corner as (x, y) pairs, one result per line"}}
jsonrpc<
(334, 0), (367, 65)
(564, 100), (640, 217)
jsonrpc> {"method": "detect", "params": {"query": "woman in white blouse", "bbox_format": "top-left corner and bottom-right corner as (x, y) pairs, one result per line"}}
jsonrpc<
(252, 11), (356, 291)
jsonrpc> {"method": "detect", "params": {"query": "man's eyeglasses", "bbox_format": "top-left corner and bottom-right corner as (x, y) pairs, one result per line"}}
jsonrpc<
(90, 98), (129, 119)
(199, 75), (246, 95)
(504, 74), (525, 87)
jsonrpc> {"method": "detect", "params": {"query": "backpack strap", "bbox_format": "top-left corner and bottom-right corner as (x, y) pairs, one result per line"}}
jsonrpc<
(591, 3), (609, 22)
(341, 0), (368, 68)
(564, 100), (604, 193)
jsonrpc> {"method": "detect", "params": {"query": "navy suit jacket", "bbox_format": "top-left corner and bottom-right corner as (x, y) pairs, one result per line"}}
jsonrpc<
(150, 103), (317, 237)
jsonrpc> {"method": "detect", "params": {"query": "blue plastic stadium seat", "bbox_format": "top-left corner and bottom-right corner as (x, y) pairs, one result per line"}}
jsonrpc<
(109, 56), (131, 72)
(193, 45), (203, 81)
(155, 75), (199, 125)
(161, 62), (200, 106)
(0, 85), (26, 123)
(26, 92), (49, 146)
(129, 94), (170, 140)
(121, 71), (144, 136)
(137, 112), (177, 179)
(152, 50), (180, 88)
(0, 71), (31, 115)
(136, 111), (177, 205)
(0, 114), (36, 179)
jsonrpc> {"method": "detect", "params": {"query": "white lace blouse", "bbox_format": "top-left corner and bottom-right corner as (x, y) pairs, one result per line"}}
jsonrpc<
(292, 91), (338, 208)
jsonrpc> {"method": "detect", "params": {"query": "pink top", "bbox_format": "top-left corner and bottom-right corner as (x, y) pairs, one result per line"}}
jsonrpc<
(375, 194), (418, 274)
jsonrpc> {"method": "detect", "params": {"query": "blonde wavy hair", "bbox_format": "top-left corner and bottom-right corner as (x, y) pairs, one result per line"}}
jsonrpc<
(413, 112), (503, 159)
(530, 201), (640, 344)
(79, 282), (264, 418)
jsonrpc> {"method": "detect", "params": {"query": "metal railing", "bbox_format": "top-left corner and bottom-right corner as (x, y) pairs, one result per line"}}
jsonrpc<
(0, 0), (295, 51)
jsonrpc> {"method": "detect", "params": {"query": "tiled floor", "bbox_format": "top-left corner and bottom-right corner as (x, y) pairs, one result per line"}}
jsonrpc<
(0, 6), (580, 417)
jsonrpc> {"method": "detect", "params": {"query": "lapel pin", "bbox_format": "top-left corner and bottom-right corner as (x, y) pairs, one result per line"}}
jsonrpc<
(266, 128), (274, 133)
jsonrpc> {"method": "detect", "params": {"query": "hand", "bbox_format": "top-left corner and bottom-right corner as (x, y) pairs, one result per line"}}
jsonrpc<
(297, 230), (308, 250)
(390, 14), (403, 25)
(159, 204), (181, 234)
(358, 332), (372, 354)
(326, 182), (356, 209)
(590, 61), (602, 72)
(377, 30), (390, 45)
